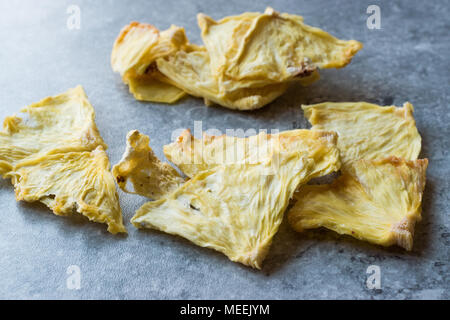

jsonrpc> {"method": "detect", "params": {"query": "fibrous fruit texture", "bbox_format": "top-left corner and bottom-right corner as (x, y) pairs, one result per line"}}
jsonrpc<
(116, 129), (340, 268)
(288, 101), (427, 250)
(301, 102), (421, 169)
(0, 86), (126, 234)
(288, 157), (428, 250)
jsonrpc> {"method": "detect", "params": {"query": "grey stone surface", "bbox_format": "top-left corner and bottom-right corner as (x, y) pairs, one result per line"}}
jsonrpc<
(0, 0), (448, 300)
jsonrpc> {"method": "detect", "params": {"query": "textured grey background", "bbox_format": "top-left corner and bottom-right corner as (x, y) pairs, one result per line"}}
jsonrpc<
(0, 0), (448, 299)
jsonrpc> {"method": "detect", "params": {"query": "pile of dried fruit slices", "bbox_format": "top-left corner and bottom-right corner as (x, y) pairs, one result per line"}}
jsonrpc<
(111, 7), (362, 110)
(0, 8), (428, 270)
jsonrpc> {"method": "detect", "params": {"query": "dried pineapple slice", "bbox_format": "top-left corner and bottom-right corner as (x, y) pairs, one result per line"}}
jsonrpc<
(302, 102), (422, 168)
(164, 128), (340, 178)
(288, 157), (428, 250)
(0, 85), (106, 173)
(131, 129), (340, 268)
(156, 49), (293, 110)
(198, 7), (362, 86)
(111, 22), (187, 103)
(5, 147), (126, 234)
(112, 130), (184, 199)
(0, 86), (125, 234)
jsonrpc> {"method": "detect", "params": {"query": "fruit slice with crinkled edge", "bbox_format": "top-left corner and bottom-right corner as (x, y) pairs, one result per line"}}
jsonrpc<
(198, 7), (362, 87)
(6, 147), (126, 234)
(288, 157), (428, 250)
(163, 128), (340, 178)
(0, 86), (125, 234)
(302, 101), (421, 169)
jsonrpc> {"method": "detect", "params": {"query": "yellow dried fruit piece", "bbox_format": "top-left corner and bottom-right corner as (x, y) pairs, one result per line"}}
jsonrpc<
(6, 147), (125, 234)
(157, 49), (294, 110)
(198, 7), (362, 86)
(126, 73), (186, 103)
(0, 85), (106, 173)
(302, 102), (422, 168)
(288, 157), (428, 250)
(0, 86), (125, 234)
(112, 130), (184, 199)
(164, 128), (341, 178)
(111, 22), (188, 103)
(131, 129), (340, 268)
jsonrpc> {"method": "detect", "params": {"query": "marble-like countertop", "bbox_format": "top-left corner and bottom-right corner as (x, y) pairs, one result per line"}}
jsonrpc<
(0, 0), (448, 299)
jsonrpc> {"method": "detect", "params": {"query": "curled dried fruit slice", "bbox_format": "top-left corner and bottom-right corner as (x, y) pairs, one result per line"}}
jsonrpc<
(6, 147), (126, 234)
(198, 7), (362, 86)
(302, 102), (422, 168)
(131, 129), (340, 268)
(111, 22), (188, 103)
(288, 157), (428, 250)
(112, 130), (184, 199)
(164, 128), (341, 178)
(0, 86), (125, 234)
(156, 48), (294, 110)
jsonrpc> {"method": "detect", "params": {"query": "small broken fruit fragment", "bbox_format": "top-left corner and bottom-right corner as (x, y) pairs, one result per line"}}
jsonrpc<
(112, 130), (184, 199)
(288, 157), (428, 250)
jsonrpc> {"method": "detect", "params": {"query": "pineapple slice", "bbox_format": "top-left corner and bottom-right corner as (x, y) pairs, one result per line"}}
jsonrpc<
(112, 130), (184, 199)
(288, 157), (428, 250)
(0, 85), (106, 172)
(198, 7), (362, 86)
(302, 102), (421, 168)
(0, 86), (125, 233)
(111, 22), (187, 103)
(164, 128), (341, 178)
(156, 48), (293, 110)
(131, 129), (340, 268)
(6, 147), (125, 234)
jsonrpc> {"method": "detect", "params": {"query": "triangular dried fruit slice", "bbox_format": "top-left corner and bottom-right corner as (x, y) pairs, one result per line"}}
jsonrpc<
(302, 102), (422, 168)
(0, 85), (106, 173)
(0, 86), (125, 234)
(112, 130), (184, 199)
(198, 7), (362, 86)
(164, 128), (340, 178)
(131, 130), (340, 268)
(288, 157), (428, 250)
(6, 147), (126, 234)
